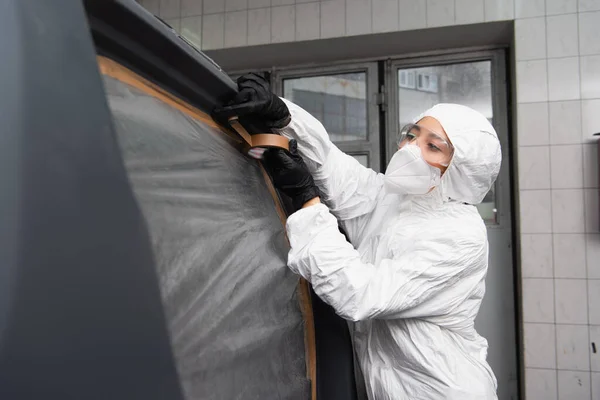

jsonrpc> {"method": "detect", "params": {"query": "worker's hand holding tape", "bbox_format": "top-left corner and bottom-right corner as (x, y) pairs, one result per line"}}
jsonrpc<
(213, 73), (293, 159)
(213, 73), (291, 130)
(262, 139), (320, 211)
(214, 73), (318, 209)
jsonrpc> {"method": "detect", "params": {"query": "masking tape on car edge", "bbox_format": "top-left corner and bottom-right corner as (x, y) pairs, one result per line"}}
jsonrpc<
(228, 117), (290, 152)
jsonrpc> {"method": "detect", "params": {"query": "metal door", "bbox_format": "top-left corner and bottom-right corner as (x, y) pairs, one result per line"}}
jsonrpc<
(386, 50), (518, 400)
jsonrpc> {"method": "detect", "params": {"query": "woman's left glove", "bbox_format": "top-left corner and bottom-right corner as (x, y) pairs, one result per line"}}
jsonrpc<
(263, 140), (320, 211)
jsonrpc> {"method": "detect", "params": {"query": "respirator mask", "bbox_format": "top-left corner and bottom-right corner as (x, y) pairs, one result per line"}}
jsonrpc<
(384, 144), (442, 195)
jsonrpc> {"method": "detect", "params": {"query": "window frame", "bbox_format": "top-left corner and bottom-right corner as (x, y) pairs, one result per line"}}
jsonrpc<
(272, 62), (381, 172)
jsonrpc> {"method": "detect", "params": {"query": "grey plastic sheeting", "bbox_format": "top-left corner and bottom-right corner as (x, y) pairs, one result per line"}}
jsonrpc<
(103, 75), (310, 400)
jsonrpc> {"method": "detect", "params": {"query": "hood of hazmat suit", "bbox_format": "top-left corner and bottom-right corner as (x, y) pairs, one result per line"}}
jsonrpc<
(276, 100), (501, 400)
(414, 104), (501, 205)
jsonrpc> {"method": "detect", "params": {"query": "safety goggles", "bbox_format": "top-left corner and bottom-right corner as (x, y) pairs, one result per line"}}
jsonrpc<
(397, 123), (454, 167)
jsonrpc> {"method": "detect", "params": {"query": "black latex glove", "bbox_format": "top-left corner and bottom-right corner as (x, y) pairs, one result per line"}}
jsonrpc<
(213, 73), (291, 132)
(263, 139), (320, 211)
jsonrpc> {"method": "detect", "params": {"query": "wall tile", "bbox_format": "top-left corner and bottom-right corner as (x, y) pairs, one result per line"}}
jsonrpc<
(558, 370), (591, 400)
(201, 13), (224, 49)
(518, 102), (550, 146)
(247, 7), (270, 45)
(296, 3), (320, 41)
(517, 60), (548, 103)
(321, 0), (345, 38)
(521, 190), (553, 233)
(399, 0), (427, 30)
(346, 0), (372, 36)
(548, 57), (581, 101)
(522, 234), (554, 278)
(181, 0), (202, 16)
(523, 278), (555, 323)
(271, 0), (294, 5)
(519, 146), (551, 189)
(181, 16), (202, 48)
(140, 0), (160, 15)
(525, 323), (557, 368)
(271, 5), (295, 43)
(555, 279), (589, 324)
(551, 145), (584, 189)
(549, 101), (583, 145)
(579, 11), (600, 56)
(455, 0), (484, 24)
(296, 0), (314, 3)
(427, 0), (455, 27)
(585, 189), (600, 233)
(484, 0), (514, 21)
(203, 0), (224, 13)
(515, 0), (545, 18)
(591, 325), (600, 371)
(546, 0), (577, 16)
(593, 373), (600, 400)
(158, 0), (181, 19)
(225, 0), (247, 12)
(224, 10), (248, 48)
(554, 234), (588, 278)
(526, 368), (558, 400)
(582, 100), (600, 143)
(580, 0), (600, 12)
(581, 55), (600, 99)
(248, 0), (270, 7)
(589, 280), (600, 325)
(588, 234), (600, 279)
(553, 189), (586, 233)
(160, 0), (181, 18)
(584, 144), (599, 188)
(557, 324), (591, 371)
(515, 17), (547, 61)
(372, 0), (399, 33)
(547, 14), (579, 59)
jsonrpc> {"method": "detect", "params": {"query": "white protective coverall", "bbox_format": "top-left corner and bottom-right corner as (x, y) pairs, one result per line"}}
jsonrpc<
(276, 100), (502, 400)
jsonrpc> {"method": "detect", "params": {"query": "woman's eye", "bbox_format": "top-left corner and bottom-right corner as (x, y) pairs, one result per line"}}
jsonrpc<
(407, 133), (417, 141)
(428, 143), (441, 152)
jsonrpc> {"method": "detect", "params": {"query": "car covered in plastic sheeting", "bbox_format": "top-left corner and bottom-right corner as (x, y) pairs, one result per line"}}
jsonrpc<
(0, 1), (358, 399)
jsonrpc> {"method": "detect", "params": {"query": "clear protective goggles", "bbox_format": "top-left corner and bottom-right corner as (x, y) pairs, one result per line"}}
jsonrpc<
(397, 123), (454, 167)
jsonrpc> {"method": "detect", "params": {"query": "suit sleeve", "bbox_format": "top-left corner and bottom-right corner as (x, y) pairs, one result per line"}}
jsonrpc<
(286, 204), (488, 322)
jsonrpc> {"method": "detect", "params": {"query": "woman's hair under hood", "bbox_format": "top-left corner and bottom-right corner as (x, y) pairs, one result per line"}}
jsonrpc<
(414, 103), (502, 205)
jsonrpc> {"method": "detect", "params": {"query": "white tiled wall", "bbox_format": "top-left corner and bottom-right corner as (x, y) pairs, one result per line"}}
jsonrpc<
(137, 0), (600, 398)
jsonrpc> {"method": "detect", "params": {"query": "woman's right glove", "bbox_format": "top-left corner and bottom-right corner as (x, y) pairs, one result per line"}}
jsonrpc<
(263, 140), (320, 211)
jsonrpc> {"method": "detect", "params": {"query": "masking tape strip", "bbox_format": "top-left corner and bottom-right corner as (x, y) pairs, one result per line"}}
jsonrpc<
(98, 56), (316, 400)
(228, 117), (290, 152)
(251, 134), (290, 151)
(97, 56), (242, 145)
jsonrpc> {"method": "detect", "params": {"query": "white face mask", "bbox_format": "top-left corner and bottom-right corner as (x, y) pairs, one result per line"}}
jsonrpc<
(384, 144), (442, 195)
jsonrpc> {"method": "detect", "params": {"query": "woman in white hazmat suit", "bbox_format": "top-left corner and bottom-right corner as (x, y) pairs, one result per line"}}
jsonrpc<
(214, 74), (501, 400)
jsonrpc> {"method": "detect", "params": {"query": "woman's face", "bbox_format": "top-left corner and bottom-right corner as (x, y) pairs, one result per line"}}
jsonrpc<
(397, 116), (454, 174)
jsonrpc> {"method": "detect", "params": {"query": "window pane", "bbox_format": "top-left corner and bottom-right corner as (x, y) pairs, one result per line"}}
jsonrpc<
(397, 61), (497, 224)
(283, 73), (368, 142)
(351, 154), (369, 167)
(475, 185), (497, 224)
